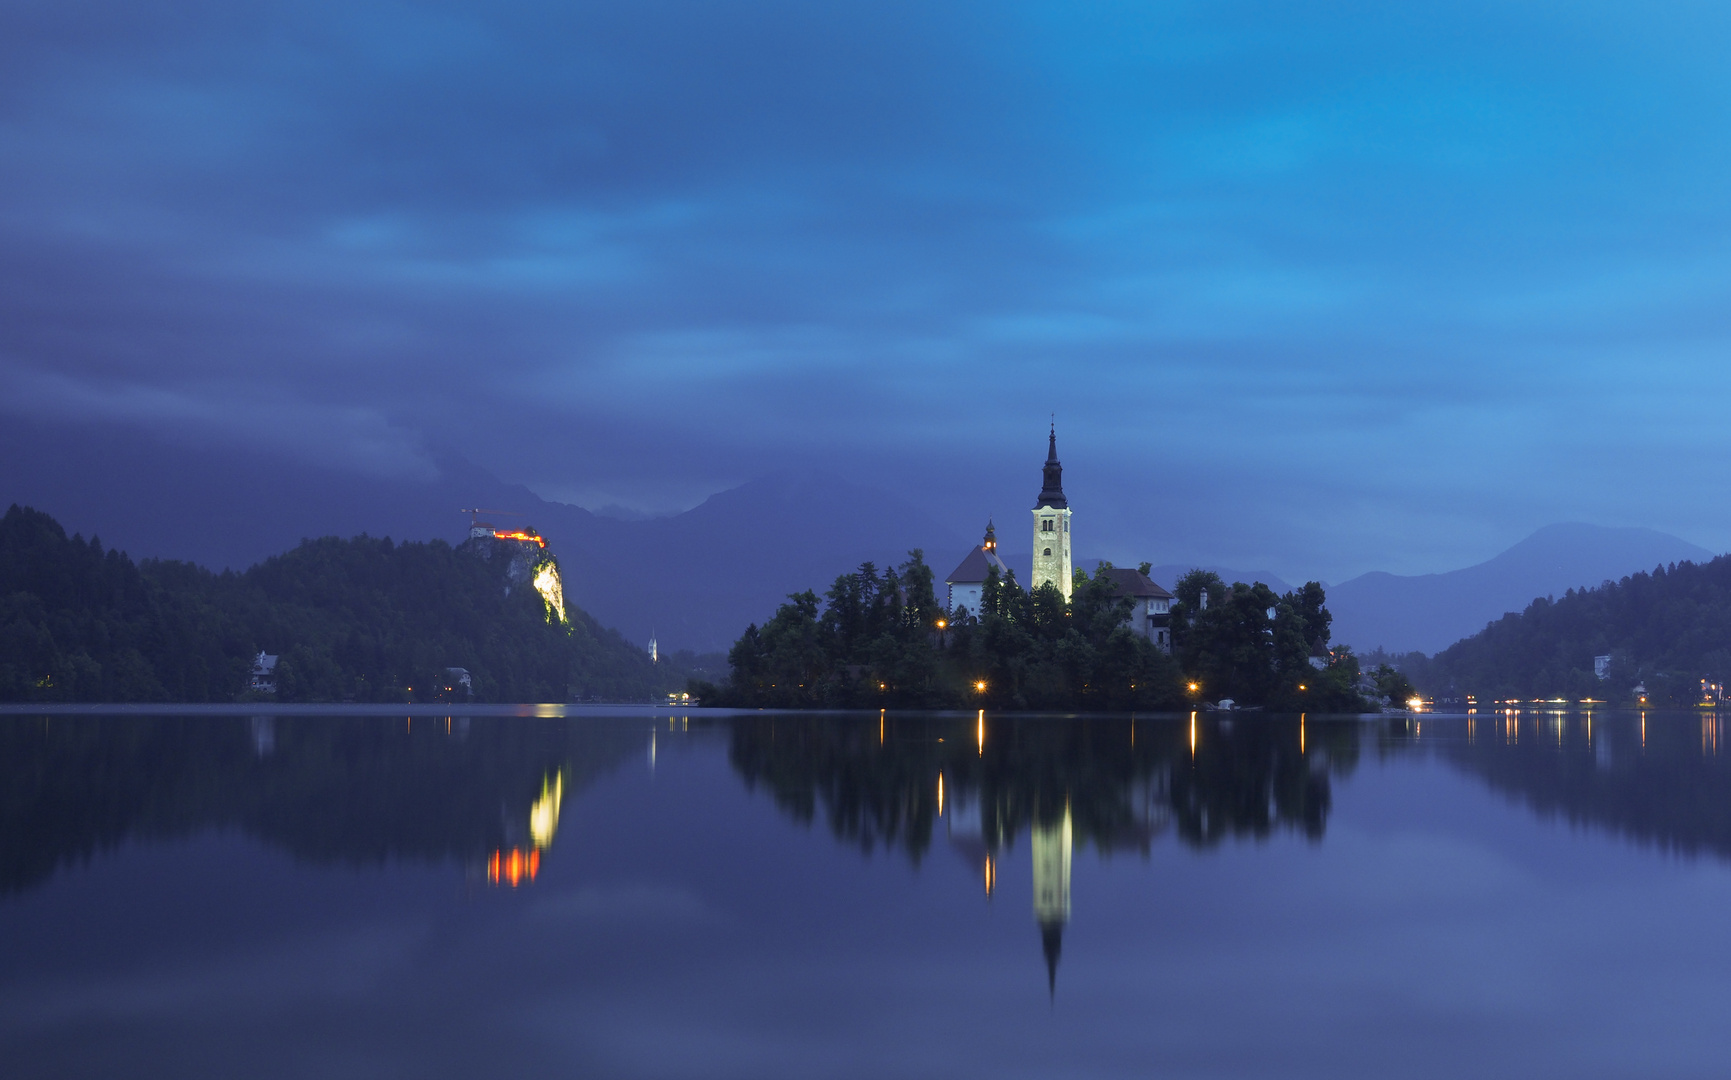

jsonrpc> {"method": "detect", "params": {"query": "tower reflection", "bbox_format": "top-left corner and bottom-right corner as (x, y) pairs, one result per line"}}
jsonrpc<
(727, 712), (1350, 992)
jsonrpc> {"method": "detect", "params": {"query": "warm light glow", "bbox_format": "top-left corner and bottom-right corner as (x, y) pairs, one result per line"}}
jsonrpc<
(935, 619), (947, 630)
(937, 774), (944, 817)
(977, 710), (985, 755)
(529, 771), (563, 849)
(1406, 696), (1424, 712)
(1189, 711), (1197, 756)
(983, 854), (996, 897)
(533, 559), (567, 624)
(1298, 684), (1307, 691)
(493, 529), (547, 548)
(974, 680), (987, 693)
(487, 847), (541, 887)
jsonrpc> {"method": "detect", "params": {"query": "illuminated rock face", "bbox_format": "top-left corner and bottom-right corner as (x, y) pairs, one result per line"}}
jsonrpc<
(532, 559), (567, 624)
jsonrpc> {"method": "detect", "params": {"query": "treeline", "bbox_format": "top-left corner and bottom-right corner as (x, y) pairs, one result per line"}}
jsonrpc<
(704, 554), (1370, 712)
(1392, 555), (1731, 705)
(0, 504), (676, 703)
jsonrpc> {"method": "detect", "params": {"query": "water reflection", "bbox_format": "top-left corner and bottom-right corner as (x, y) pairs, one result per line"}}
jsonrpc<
(725, 712), (1357, 988)
(0, 714), (640, 895)
(1383, 710), (1731, 860)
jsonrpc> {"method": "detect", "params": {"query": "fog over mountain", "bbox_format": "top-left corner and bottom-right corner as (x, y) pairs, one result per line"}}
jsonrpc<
(1327, 524), (1717, 656)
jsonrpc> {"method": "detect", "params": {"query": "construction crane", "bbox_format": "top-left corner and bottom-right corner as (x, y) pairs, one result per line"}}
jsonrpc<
(459, 508), (522, 528)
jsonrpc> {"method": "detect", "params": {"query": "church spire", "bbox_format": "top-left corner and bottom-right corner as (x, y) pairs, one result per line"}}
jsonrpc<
(983, 519), (997, 552)
(1035, 424), (1067, 509)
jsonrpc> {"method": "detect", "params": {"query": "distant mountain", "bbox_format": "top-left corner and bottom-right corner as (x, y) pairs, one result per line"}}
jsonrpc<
(1328, 524), (1717, 655)
(0, 417), (966, 653)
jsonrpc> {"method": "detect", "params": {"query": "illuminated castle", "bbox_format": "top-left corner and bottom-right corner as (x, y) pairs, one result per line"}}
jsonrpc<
(1031, 425), (1073, 601)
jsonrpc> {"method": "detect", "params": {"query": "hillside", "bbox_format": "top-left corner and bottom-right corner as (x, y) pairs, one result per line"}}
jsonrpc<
(1328, 523), (1714, 654)
(0, 417), (965, 652)
(0, 505), (675, 703)
(1414, 555), (1731, 704)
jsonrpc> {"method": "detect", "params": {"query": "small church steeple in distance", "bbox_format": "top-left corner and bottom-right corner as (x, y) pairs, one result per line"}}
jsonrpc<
(983, 519), (997, 553)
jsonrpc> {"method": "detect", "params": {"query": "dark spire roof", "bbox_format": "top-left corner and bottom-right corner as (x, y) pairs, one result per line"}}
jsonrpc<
(982, 519), (997, 551)
(1040, 919), (1064, 998)
(1035, 423), (1067, 509)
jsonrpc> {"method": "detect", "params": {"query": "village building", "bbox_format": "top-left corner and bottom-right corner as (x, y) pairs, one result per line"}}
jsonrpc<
(249, 652), (278, 694)
(1097, 567), (1175, 651)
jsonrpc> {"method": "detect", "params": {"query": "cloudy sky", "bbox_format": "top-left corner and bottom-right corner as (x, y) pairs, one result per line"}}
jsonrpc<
(4, 0), (1731, 580)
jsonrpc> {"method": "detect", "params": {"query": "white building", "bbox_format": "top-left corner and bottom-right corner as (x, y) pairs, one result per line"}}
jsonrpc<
(945, 521), (1011, 618)
(1098, 567), (1175, 651)
(248, 652), (278, 694)
(1031, 426), (1073, 601)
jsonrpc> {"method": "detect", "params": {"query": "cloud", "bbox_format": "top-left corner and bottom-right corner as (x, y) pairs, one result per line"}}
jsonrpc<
(4, 0), (1731, 576)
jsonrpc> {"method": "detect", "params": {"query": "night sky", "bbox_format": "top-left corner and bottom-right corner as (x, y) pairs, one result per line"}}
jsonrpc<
(4, 1), (1730, 581)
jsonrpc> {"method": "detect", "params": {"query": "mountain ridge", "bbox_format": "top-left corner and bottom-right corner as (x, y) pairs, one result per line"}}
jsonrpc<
(1327, 523), (1716, 655)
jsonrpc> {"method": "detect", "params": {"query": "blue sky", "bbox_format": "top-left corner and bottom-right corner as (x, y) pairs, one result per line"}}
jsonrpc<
(4, 0), (1731, 581)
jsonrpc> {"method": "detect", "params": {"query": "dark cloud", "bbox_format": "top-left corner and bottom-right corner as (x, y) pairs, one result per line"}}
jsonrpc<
(4, 0), (1731, 580)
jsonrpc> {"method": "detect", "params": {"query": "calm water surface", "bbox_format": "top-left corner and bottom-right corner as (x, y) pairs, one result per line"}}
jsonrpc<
(3, 709), (1731, 1078)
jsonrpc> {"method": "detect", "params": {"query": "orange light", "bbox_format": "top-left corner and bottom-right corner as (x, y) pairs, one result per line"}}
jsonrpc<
(493, 529), (547, 548)
(974, 680), (987, 693)
(486, 847), (542, 887)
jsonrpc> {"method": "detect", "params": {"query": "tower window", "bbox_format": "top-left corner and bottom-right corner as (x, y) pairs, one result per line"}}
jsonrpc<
(1041, 520), (1052, 532)
(1043, 547), (1052, 556)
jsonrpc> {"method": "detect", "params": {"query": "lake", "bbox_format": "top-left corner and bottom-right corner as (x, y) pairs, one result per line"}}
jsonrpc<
(3, 707), (1730, 1078)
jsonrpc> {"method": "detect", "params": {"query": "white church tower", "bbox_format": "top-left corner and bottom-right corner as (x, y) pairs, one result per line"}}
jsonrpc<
(1031, 425), (1073, 601)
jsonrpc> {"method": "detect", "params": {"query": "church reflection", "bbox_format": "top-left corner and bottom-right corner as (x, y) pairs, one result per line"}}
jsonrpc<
(726, 711), (1351, 992)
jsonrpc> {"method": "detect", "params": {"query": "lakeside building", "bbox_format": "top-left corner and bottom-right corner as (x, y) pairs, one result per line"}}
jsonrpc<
(946, 428), (1172, 652)
(1098, 567), (1175, 651)
(249, 652), (278, 694)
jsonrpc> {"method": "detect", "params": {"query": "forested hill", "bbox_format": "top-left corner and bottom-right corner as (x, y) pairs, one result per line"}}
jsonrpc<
(1421, 556), (1731, 704)
(0, 504), (674, 703)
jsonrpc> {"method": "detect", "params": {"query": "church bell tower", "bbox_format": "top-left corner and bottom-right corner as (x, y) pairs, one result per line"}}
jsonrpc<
(1031, 425), (1073, 601)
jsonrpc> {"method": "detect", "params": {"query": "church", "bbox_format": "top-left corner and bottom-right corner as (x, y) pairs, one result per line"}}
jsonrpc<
(944, 426), (1173, 649)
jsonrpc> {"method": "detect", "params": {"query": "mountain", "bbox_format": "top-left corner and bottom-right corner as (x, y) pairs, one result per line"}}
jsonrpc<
(1421, 554), (1731, 704)
(1327, 523), (1717, 655)
(0, 417), (967, 653)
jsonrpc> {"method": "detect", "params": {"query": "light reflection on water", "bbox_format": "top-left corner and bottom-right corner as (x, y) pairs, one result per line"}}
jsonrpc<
(4, 710), (1731, 1077)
